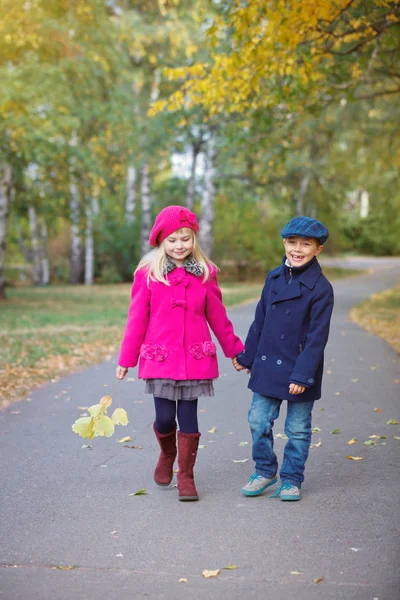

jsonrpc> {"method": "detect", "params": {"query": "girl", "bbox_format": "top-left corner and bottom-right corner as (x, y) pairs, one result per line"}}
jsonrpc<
(116, 205), (244, 501)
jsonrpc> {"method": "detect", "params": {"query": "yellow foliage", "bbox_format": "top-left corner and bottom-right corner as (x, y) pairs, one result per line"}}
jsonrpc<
(72, 387), (129, 440)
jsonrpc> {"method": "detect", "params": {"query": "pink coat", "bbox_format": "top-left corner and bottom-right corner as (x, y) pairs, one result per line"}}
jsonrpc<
(118, 267), (244, 380)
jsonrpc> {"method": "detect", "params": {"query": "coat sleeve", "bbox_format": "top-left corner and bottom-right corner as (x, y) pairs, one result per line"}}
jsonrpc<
(205, 272), (244, 358)
(289, 283), (334, 387)
(236, 278), (268, 369)
(118, 269), (151, 368)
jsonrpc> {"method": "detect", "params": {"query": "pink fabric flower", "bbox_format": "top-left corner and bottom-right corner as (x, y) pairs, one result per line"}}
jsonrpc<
(202, 341), (216, 356)
(189, 343), (203, 360)
(140, 344), (168, 362)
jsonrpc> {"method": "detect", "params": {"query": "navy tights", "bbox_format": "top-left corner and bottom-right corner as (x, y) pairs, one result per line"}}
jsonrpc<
(154, 396), (199, 434)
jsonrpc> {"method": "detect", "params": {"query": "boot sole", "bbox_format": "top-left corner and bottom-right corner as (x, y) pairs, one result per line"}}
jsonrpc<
(179, 495), (199, 501)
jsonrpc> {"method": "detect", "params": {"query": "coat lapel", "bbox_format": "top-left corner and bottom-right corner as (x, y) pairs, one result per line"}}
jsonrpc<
(271, 271), (301, 302)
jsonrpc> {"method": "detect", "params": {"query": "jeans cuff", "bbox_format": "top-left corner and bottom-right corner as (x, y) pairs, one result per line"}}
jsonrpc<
(281, 478), (301, 489)
(256, 469), (277, 479)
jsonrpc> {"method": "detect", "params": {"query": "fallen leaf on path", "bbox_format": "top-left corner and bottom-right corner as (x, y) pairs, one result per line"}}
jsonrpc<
(347, 438), (357, 445)
(334, 392), (341, 396)
(118, 436), (132, 443)
(393, 380), (400, 384)
(111, 531), (119, 535)
(330, 428), (341, 434)
(51, 565), (77, 570)
(232, 459), (248, 463)
(313, 576), (324, 583)
(311, 427), (321, 433)
(208, 426), (217, 433)
(223, 565), (238, 570)
(387, 419), (399, 425)
(326, 369), (333, 375)
(369, 435), (386, 439)
(128, 489), (148, 496)
(351, 378), (359, 383)
(115, 553), (123, 557)
(290, 571), (303, 575)
(239, 442), (248, 446)
(202, 569), (220, 578)
(346, 456), (364, 460)
(179, 578), (187, 583)
(394, 436), (400, 440)
(310, 440), (322, 448)
(274, 433), (288, 440)
(81, 444), (92, 449)
(199, 445), (206, 449)
(350, 548), (361, 552)
(77, 406), (89, 410)
(364, 440), (375, 446)
(373, 407), (383, 412)
(126, 377), (135, 382)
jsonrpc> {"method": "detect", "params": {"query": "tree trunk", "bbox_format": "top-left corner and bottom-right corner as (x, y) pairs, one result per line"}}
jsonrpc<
(199, 138), (216, 258)
(295, 172), (311, 216)
(84, 200), (94, 286)
(28, 206), (42, 286)
(125, 164), (136, 225)
(0, 163), (13, 299)
(40, 217), (49, 285)
(140, 163), (151, 256)
(69, 181), (82, 284)
(186, 142), (201, 211)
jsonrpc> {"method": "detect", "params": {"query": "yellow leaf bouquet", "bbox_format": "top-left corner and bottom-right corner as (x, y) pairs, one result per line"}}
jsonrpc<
(72, 387), (128, 440)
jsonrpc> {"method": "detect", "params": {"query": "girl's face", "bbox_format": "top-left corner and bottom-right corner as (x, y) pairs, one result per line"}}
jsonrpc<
(283, 236), (323, 267)
(163, 228), (194, 266)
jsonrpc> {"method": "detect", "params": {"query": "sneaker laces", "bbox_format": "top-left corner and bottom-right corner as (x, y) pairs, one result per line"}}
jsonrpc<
(271, 483), (296, 498)
(249, 473), (263, 483)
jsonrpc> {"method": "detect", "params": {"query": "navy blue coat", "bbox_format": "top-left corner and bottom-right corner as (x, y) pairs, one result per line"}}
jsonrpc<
(237, 257), (334, 402)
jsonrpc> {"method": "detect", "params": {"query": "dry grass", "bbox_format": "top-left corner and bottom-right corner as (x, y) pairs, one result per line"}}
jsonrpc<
(351, 285), (400, 354)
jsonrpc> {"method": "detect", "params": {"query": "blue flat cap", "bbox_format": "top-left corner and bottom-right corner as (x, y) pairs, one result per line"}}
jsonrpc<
(281, 216), (329, 244)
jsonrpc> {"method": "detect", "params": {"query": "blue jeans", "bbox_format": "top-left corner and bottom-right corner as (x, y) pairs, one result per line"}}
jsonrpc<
(248, 392), (314, 488)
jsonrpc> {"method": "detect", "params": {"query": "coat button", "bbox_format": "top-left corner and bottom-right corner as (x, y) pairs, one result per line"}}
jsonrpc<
(272, 304), (277, 310)
(285, 309), (290, 315)
(277, 359), (282, 365)
(261, 355), (267, 361)
(280, 334), (285, 340)
(308, 378), (314, 384)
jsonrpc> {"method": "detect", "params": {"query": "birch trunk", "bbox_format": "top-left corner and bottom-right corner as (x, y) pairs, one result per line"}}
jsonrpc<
(0, 163), (13, 298)
(28, 206), (42, 285)
(69, 181), (82, 284)
(125, 165), (136, 225)
(295, 172), (311, 216)
(140, 163), (151, 256)
(84, 200), (94, 286)
(186, 142), (200, 211)
(199, 139), (216, 258)
(40, 218), (49, 285)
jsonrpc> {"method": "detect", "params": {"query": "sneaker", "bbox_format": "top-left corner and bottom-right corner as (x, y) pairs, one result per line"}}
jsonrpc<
(242, 473), (277, 497)
(271, 483), (301, 501)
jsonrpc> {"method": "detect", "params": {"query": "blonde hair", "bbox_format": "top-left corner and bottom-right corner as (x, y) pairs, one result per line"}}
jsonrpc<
(135, 228), (218, 285)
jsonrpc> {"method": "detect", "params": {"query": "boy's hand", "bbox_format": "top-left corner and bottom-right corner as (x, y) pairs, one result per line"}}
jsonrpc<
(289, 383), (306, 395)
(232, 357), (245, 372)
(116, 366), (128, 380)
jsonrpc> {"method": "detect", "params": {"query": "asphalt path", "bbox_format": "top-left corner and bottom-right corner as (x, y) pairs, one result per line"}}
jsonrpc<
(1, 258), (399, 600)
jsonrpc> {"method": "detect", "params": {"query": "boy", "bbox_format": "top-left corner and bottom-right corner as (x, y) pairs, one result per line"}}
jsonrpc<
(233, 216), (334, 501)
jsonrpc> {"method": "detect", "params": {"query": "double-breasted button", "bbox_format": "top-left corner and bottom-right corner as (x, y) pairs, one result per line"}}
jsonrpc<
(272, 304), (276, 310)
(277, 359), (282, 365)
(280, 334), (285, 340)
(308, 377), (314, 384)
(285, 309), (290, 315)
(261, 355), (267, 361)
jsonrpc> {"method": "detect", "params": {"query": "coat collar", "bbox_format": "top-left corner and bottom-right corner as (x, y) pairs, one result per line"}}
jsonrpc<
(163, 255), (204, 277)
(270, 256), (322, 302)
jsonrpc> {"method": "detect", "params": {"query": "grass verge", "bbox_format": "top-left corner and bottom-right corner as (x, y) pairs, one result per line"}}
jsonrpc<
(351, 284), (400, 354)
(0, 267), (361, 408)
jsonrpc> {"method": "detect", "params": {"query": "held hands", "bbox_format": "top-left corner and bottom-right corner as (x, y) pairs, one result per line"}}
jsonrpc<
(289, 383), (306, 395)
(232, 357), (250, 374)
(116, 365), (128, 380)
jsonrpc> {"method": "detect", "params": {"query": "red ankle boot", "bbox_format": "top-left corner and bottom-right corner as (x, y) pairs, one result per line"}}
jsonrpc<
(153, 424), (177, 486)
(177, 431), (201, 501)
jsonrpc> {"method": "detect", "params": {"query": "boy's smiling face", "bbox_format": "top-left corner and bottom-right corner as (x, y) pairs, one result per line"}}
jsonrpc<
(283, 236), (323, 267)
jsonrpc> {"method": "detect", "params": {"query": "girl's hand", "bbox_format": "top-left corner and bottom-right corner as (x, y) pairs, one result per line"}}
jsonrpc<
(232, 357), (245, 372)
(116, 366), (128, 380)
(289, 383), (306, 395)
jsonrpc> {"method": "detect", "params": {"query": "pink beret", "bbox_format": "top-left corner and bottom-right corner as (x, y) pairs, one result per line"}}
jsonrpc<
(149, 205), (199, 247)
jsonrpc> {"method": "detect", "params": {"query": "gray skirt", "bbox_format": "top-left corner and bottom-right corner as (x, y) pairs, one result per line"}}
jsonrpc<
(144, 379), (215, 401)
